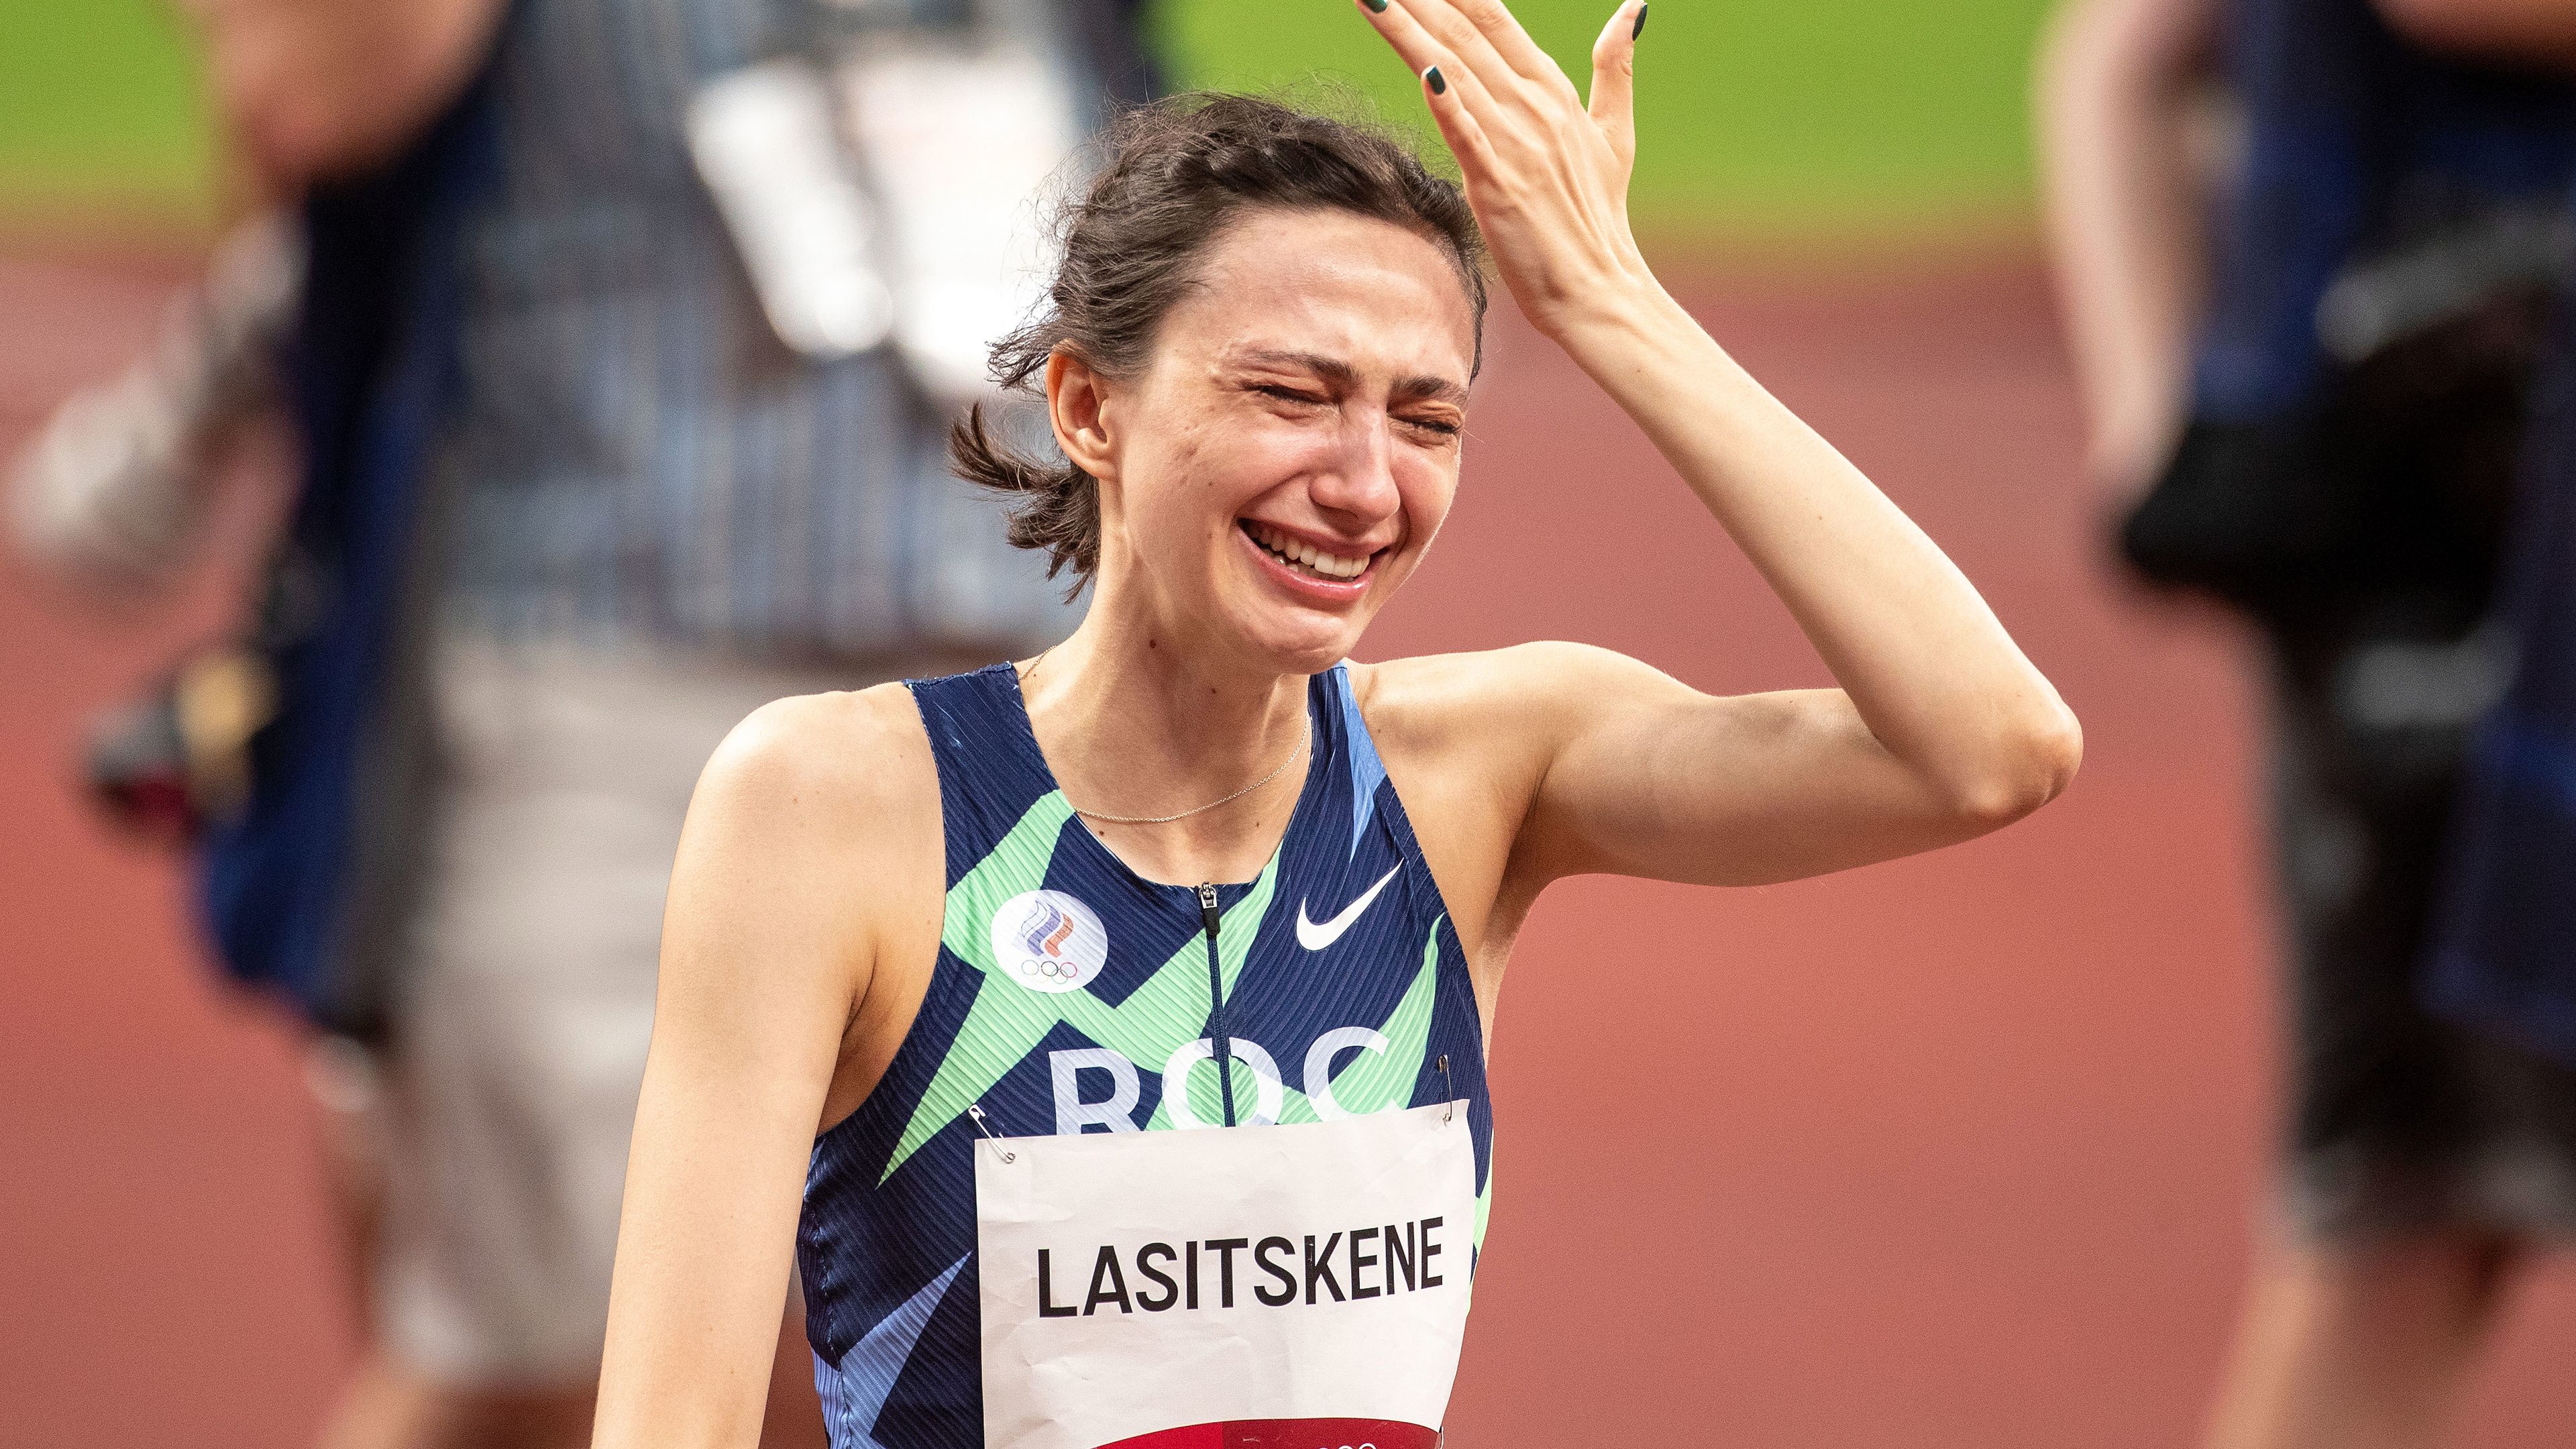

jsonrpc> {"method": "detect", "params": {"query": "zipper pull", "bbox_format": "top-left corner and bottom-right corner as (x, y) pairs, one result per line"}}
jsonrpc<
(1197, 882), (1221, 938)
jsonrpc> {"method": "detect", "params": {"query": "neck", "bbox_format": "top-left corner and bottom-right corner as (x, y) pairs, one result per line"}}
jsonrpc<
(1014, 595), (1319, 881)
(1021, 607), (1312, 824)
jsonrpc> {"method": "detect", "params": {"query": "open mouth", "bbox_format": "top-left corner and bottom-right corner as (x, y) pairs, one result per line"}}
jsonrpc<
(1240, 521), (1377, 582)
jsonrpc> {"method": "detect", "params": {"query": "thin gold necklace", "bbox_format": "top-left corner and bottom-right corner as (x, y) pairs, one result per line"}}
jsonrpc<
(1020, 649), (1311, 826)
(1070, 725), (1309, 824)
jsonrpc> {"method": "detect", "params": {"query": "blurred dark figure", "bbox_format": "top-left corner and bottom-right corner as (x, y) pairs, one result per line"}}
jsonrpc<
(2039, 0), (2576, 1444)
(9, 1), (1154, 1446)
(2400, 0), (2576, 1143)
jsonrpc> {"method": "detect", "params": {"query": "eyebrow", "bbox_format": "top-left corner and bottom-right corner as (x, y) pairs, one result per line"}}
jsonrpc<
(1238, 349), (1469, 408)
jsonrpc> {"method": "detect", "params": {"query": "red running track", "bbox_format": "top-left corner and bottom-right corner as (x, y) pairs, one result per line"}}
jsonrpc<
(2, 245), (2570, 1447)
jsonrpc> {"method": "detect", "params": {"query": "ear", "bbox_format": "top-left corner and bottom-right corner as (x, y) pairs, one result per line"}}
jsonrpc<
(1045, 347), (1118, 485)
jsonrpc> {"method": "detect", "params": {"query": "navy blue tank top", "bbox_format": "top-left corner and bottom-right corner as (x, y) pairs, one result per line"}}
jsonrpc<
(798, 663), (1497, 1449)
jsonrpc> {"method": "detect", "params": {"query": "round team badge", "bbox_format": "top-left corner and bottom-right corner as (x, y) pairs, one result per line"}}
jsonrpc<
(990, 890), (1110, 994)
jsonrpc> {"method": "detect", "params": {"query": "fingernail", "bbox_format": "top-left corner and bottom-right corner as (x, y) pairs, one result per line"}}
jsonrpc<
(1632, 2), (1648, 40)
(1364, 0), (1387, 11)
(1425, 65), (1447, 96)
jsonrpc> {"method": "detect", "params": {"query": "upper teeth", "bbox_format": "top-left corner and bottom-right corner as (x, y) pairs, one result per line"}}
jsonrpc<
(1250, 523), (1370, 580)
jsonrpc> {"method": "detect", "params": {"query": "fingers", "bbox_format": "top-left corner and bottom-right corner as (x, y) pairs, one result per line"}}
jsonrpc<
(1588, 1), (1642, 161)
(1403, 0), (1590, 120)
(1364, 0), (1511, 111)
(1426, 0), (1578, 99)
(1421, 64), (1501, 188)
(1356, 0), (1505, 178)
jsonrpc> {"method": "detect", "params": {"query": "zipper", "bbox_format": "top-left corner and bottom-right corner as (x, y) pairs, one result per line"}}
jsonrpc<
(1197, 882), (1236, 1126)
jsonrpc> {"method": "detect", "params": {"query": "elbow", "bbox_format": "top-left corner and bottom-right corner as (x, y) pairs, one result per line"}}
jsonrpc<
(1945, 705), (2085, 832)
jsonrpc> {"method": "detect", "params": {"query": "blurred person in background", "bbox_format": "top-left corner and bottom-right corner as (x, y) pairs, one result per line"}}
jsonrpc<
(2396, 0), (2576, 1229)
(2039, 0), (2576, 1445)
(9, 1), (1155, 1446)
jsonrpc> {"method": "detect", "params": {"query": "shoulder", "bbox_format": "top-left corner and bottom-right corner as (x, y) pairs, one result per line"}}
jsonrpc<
(695, 681), (936, 830)
(678, 681), (942, 919)
(1350, 640), (1699, 804)
(1350, 641), (1676, 760)
(1341, 645), (1673, 918)
(661, 680), (944, 1006)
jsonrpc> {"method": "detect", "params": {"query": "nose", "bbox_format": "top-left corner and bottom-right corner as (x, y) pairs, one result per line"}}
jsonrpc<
(1306, 407), (1403, 527)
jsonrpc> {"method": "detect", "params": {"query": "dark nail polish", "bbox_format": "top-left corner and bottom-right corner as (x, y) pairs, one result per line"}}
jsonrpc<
(1364, 0), (1387, 11)
(1632, 3), (1648, 40)
(1425, 65), (1447, 96)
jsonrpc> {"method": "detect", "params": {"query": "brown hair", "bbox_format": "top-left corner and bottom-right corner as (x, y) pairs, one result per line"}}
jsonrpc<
(951, 93), (1487, 586)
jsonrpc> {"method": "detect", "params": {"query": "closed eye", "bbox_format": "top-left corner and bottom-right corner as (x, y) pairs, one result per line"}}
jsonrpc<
(1249, 382), (1458, 437)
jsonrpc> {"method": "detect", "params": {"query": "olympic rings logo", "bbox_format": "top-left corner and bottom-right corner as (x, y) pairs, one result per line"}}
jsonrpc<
(1016, 956), (1086, 983)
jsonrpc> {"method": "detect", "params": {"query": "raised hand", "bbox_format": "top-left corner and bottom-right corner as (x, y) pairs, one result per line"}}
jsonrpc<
(1358, 0), (1656, 339)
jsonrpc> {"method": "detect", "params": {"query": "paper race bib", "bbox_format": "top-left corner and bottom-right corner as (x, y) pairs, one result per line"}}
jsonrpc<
(976, 1103), (1477, 1449)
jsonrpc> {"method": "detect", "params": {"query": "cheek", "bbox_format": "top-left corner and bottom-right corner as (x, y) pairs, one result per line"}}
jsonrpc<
(1152, 417), (1334, 518)
(1116, 419), (1279, 569)
(1393, 453), (1459, 551)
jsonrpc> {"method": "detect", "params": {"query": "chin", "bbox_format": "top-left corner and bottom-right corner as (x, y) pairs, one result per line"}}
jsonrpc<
(1223, 610), (1368, 677)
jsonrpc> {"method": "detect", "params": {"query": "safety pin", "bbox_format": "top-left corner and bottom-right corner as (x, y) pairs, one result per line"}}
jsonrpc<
(967, 1104), (1016, 1163)
(1437, 1055), (1454, 1123)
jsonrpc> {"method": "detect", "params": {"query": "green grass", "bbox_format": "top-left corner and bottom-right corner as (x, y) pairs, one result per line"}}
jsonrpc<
(1154, 0), (2055, 235)
(0, 0), (216, 220)
(0, 0), (2053, 237)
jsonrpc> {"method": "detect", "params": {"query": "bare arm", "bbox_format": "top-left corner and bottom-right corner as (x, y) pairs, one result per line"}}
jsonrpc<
(2035, 0), (2225, 492)
(177, 0), (509, 193)
(593, 690), (934, 1449)
(1361, 1), (2082, 894)
(2375, 0), (2576, 65)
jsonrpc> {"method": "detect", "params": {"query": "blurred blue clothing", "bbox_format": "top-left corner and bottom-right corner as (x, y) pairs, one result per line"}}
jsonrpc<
(199, 65), (501, 1030)
(2167, 0), (2576, 1225)
(2196, 0), (2576, 1075)
(2431, 285), (2576, 1070)
(2194, 0), (2576, 424)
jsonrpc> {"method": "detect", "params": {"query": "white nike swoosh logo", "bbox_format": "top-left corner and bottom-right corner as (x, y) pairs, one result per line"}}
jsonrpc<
(1295, 866), (1403, 951)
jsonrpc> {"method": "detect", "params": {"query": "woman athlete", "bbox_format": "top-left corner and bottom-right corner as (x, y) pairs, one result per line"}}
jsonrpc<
(595, 3), (2082, 1446)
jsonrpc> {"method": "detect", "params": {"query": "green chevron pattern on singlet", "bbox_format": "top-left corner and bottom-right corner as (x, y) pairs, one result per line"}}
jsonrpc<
(1142, 923), (1439, 1132)
(882, 791), (1446, 1183)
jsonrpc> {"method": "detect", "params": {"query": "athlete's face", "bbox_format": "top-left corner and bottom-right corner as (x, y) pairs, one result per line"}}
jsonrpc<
(1069, 207), (1477, 674)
